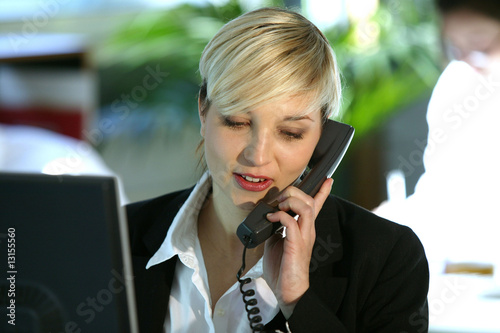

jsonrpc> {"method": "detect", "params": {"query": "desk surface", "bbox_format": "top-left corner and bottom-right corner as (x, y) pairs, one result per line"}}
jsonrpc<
(429, 274), (500, 333)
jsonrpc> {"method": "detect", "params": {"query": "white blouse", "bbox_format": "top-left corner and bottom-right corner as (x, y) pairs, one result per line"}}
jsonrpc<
(146, 172), (280, 333)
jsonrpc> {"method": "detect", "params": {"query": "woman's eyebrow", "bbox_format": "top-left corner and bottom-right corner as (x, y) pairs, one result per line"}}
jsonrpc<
(283, 115), (315, 122)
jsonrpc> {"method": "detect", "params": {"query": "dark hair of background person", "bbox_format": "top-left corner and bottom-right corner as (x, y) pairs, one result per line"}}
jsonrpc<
(436, 0), (500, 21)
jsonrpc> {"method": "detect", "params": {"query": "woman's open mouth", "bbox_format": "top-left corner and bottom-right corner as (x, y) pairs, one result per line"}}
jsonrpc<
(234, 173), (273, 192)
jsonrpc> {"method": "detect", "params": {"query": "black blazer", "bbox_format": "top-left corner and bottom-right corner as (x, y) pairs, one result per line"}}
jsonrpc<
(126, 188), (429, 333)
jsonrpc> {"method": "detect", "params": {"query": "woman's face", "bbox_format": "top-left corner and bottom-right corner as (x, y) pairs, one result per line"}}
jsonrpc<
(443, 8), (500, 73)
(200, 95), (322, 212)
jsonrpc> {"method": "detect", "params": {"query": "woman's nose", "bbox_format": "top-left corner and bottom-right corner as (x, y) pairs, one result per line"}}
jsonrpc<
(243, 129), (272, 167)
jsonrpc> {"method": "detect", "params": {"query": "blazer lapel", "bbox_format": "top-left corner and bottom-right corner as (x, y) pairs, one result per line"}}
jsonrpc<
(131, 188), (193, 333)
(132, 256), (177, 333)
(310, 195), (347, 314)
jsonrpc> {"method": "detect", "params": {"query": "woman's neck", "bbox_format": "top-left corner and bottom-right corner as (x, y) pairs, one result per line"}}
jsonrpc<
(198, 190), (264, 258)
(197, 189), (264, 309)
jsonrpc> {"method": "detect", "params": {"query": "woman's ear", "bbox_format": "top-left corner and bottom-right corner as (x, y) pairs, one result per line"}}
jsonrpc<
(198, 96), (206, 138)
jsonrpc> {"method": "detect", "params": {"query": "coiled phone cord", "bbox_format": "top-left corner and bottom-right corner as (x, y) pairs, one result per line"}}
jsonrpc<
(237, 236), (264, 332)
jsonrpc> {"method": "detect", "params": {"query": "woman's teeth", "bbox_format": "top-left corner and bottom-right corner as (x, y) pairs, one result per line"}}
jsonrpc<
(241, 175), (265, 183)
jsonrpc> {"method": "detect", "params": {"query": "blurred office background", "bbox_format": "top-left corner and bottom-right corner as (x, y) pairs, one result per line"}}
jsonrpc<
(0, 0), (441, 206)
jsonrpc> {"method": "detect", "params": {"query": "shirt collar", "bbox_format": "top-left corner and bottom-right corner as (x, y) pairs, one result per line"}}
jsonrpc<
(146, 171), (212, 269)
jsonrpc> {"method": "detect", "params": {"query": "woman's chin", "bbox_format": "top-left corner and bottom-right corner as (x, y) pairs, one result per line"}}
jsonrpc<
(232, 186), (281, 211)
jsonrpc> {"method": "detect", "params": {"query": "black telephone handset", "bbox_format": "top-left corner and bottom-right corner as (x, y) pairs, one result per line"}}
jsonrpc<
(236, 119), (355, 249)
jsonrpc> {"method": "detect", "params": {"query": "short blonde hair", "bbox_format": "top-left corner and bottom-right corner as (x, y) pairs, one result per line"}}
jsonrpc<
(198, 7), (341, 121)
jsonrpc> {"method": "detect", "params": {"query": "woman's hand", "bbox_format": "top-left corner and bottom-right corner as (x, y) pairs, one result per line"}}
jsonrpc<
(263, 177), (333, 319)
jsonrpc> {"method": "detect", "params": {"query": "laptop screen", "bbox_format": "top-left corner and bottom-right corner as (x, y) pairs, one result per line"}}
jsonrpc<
(0, 172), (138, 333)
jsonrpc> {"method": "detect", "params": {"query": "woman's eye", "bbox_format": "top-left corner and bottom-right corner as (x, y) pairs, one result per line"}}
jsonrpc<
(221, 116), (248, 129)
(280, 130), (304, 141)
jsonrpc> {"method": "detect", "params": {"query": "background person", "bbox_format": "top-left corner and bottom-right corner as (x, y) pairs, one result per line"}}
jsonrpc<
(375, 0), (500, 281)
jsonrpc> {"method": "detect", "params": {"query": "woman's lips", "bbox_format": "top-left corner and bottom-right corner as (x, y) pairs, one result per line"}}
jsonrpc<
(234, 173), (273, 192)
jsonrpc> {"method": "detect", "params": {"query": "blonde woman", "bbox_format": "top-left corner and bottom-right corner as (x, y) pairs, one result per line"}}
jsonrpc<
(127, 7), (429, 333)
